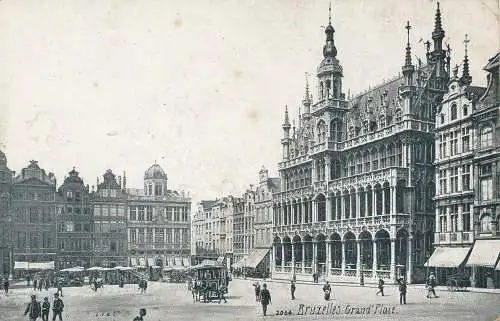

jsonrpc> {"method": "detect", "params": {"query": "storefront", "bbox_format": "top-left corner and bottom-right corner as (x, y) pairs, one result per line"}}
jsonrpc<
(465, 239), (500, 288)
(424, 247), (472, 285)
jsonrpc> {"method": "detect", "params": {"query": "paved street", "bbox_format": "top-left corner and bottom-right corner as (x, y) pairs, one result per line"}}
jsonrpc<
(0, 279), (498, 321)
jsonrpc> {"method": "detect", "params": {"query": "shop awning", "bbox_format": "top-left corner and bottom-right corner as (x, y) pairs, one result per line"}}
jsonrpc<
(167, 257), (174, 266)
(174, 257), (182, 266)
(147, 258), (154, 267)
(130, 258), (138, 267)
(424, 247), (471, 268)
(14, 261), (55, 270)
(465, 239), (500, 267)
(139, 258), (146, 267)
(244, 248), (270, 269)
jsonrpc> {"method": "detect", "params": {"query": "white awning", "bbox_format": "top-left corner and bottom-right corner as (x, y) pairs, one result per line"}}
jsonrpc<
(15, 261), (55, 270)
(167, 257), (174, 266)
(130, 258), (138, 267)
(182, 258), (190, 266)
(174, 257), (182, 266)
(244, 248), (270, 269)
(465, 239), (500, 267)
(139, 258), (146, 266)
(495, 260), (500, 271)
(147, 258), (154, 267)
(14, 262), (28, 270)
(424, 247), (471, 268)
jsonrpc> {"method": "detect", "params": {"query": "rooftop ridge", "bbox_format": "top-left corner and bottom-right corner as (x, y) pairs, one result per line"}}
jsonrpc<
(351, 72), (404, 100)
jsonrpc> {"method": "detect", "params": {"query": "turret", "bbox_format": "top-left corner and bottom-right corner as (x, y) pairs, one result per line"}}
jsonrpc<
(281, 106), (291, 160)
(400, 21), (417, 115)
(459, 34), (472, 87)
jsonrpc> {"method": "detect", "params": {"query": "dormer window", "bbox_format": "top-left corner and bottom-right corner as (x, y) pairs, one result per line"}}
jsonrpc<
(450, 104), (457, 121)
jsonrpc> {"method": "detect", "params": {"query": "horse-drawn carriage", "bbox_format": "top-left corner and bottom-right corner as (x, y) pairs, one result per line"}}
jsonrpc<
(190, 260), (229, 302)
(446, 272), (471, 292)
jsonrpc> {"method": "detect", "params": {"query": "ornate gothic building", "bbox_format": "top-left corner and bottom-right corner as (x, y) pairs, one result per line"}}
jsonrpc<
(272, 4), (451, 283)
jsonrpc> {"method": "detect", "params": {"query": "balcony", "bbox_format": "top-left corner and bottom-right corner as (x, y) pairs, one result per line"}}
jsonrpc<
(311, 99), (348, 114)
(278, 154), (310, 170)
(310, 140), (341, 155)
(435, 231), (474, 245)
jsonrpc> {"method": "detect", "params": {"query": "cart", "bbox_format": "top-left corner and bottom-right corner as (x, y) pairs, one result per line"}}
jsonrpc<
(190, 260), (229, 302)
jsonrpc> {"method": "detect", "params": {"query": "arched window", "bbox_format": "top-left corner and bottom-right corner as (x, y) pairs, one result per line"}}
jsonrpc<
(480, 126), (493, 148)
(450, 104), (458, 120)
(481, 214), (492, 232)
(330, 119), (343, 142)
(317, 120), (326, 143)
(395, 109), (402, 122)
(463, 105), (468, 116)
(319, 82), (324, 100)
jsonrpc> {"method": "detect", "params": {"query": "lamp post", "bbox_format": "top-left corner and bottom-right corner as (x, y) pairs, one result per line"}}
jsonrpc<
(359, 239), (364, 286)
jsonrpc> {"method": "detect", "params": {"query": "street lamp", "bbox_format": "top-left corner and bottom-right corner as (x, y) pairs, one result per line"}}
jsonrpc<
(359, 239), (364, 286)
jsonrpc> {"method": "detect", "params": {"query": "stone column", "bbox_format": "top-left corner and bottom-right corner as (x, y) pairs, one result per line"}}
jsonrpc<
(326, 241), (331, 277)
(312, 241), (317, 274)
(301, 201), (306, 224)
(372, 241), (378, 277)
(391, 186), (396, 215)
(291, 243), (295, 269)
(390, 238), (396, 281)
(458, 205), (463, 232)
(312, 200), (318, 223)
(326, 196), (332, 221)
(381, 188), (386, 215)
(291, 203), (296, 225)
(356, 241), (361, 277)
(406, 236), (413, 283)
(355, 191), (360, 219)
(281, 244), (285, 269)
(163, 228), (167, 243)
(341, 195), (346, 220)
(372, 189), (377, 218)
(365, 191), (369, 217)
(341, 241), (346, 276)
(446, 206), (451, 232)
(301, 244), (305, 273)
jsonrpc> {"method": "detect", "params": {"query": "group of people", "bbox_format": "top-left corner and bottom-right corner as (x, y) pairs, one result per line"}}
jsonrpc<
(23, 293), (64, 321)
(251, 282), (272, 316)
(1, 277), (9, 295)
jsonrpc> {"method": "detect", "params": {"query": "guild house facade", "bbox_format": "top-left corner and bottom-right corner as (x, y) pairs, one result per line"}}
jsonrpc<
(127, 164), (192, 268)
(272, 4), (450, 284)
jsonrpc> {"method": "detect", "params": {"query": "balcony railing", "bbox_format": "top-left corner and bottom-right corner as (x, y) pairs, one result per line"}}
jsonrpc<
(435, 231), (474, 245)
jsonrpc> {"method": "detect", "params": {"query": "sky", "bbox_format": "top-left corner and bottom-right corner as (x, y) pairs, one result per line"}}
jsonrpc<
(0, 0), (498, 205)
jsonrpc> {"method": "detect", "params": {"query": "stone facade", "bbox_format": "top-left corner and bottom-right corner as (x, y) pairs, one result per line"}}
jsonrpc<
(0, 150), (14, 278)
(272, 5), (450, 284)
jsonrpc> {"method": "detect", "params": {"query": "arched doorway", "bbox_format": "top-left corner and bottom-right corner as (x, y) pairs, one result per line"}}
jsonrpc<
(330, 233), (342, 275)
(359, 230), (373, 271)
(304, 234), (313, 274)
(396, 228), (408, 280)
(273, 236), (282, 270)
(292, 235), (302, 272)
(375, 229), (391, 272)
(316, 234), (326, 275)
(344, 232), (357, 274)
(282, 236), (292, 270)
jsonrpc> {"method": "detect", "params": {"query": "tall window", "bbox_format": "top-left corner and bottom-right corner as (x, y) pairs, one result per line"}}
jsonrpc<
(439, 207), (447, 232)
(371, 149), (378, 170)
(463, 105), (468, 116)
(138, 206), (145, 221)
(450, 204), (458, 232)
(462, 127), (470, 152)
(480, 126), (493, 148)
(450, 130), (458, 156)
(480, 177), (493, 200)
(462, 203), (471, 232)
(450, 167), (459, 193)
(462, 165), (471, 190)
(450, 104), (457, 120)
(130, 207), (137, 221)
(395, 109), (402, 122)
(439, 133), (448, 158)
(317, 121), (326, 143)
(439, 169), (447, 195)
(146, 206), (153, 221)
(356, 153), (363, 173)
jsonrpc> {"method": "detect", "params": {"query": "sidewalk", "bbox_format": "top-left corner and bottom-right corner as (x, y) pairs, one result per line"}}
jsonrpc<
(233, 276), (500, 294)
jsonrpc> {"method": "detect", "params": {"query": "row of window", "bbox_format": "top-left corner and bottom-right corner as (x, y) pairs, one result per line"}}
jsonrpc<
(15, 207), (54, 224)
(58, 222), (92, 233)
(129, 227), (189, 244)
(439, 103), (469, 124)
(437, 204), (472, 233)
(437, 127), (471, 158)
(93, 205), (126, 217)
(129, 206), (189, 222)
(12, 191), (54, 201)
(15, 231), (55, 249)
(437, 165), (471, 195)
(59, 206), (91, 215)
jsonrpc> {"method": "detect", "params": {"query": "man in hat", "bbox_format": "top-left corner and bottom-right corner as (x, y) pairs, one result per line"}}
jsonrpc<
(398, 278), (407, 305)
(133, 308), (146, 321)
(41, 297), (50, 321)
(426, 272), (438, 298)
(24, 294), (41, 321)
(290, 280), (296, 300)
(52, 292), (64, 321)
(259, 283), (271, 316)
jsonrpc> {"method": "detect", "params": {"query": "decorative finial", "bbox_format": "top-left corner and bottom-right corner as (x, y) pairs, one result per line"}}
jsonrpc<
(305, 72), (310, 99)
(464, 33), (470, 56)
(328, 2), (332, 25)
(425, 40), (431, 53)
(461, 34), (472, 86)
(405, 21), (411, 45)
(404, 21), (412, 67)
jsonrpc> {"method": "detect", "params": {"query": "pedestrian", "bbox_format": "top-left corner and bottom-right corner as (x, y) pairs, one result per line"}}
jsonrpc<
(376, 278), (385, 296)
(41, 297), (50, 321)
(3, 277), (9, 295)
(323, 281), (331, 300)
(426, 272), (438, 298)
(38, 278), (44, 291)
(398, 278), (407, 305)
(52, 292), (64, 321)
(259, 283), (271, 317)
(33, 278), (38, 291)
(23, 294), (42, 321)
(192, 280), (198, 303)
(56, 281), (63, 297)
(133, 308), (147, 321)
(218, 282), (227, 304)
(253, 282), (261, 302)
(45, 279), (49, 292)
(290, 280), (296, 300)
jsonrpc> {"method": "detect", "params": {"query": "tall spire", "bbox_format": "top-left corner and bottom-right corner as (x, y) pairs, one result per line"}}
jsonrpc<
(404, 21), (412, 67)
(283, 105), (290, 128)
(432, 1), (445, 52)
(460, 34), (472, 86)
(304, 72), (310, 100)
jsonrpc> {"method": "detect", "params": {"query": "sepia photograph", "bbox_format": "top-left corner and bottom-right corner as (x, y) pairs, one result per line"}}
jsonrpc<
(0, 0), (499, 320)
